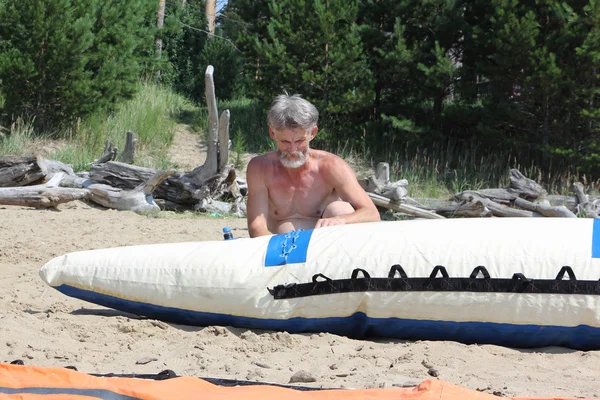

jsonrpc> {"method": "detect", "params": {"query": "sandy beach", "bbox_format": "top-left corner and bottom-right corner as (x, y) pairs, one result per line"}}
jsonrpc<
(0, 202), (599, 399)
(1, 127), (599, 399)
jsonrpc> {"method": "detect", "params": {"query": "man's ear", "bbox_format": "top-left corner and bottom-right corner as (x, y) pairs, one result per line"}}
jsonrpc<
(269, 127), (277, 141)
(309, 126), (318, 141)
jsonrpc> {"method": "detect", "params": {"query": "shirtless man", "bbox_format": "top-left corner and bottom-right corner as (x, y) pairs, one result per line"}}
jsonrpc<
(246, 93), (381, 238)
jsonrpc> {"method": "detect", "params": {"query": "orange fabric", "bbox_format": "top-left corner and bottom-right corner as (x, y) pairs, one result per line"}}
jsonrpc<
(0, 363), (595, 400)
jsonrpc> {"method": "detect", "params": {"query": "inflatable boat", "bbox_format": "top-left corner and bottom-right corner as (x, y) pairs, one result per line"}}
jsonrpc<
(39, 218), (600, 350)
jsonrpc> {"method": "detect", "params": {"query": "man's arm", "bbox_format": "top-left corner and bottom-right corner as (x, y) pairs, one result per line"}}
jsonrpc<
(246, 157), (273, 238)
(316, 155), (381, 228)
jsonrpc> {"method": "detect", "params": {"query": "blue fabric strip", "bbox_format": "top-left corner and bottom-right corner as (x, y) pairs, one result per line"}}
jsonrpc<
(55, 284), (600, 351)
(264, 229), (313, 267)
(592, 219), (600, 258)
(0, 386), (141, 399)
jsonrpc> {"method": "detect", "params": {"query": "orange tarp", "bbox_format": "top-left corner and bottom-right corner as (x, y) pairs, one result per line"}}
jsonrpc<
(0, 363), (595, 400)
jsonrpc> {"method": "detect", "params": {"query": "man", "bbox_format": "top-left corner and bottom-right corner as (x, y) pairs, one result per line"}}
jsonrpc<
(246, 93), (381, 238)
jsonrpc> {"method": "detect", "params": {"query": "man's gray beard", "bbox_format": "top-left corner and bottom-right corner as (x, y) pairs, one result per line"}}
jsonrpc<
(278, 146), (310, 168)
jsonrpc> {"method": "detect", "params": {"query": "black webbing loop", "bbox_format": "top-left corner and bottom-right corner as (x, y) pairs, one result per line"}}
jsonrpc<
(512, 273), (528, 280)
(469, 266), (491, 279)
(555, 266), (577, 281)
(429, 265), (449, 278)
(511, 273), (532, 284)
(350, 268), (371, 280)
(312, 273), (332, 283)
(388, 264), (408, 279)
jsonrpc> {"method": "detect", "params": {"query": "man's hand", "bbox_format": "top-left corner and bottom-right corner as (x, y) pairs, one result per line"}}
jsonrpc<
(315, 217), (346, 229)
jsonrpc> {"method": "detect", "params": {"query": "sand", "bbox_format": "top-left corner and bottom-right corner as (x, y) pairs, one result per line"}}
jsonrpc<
(1, 127), (599, 398)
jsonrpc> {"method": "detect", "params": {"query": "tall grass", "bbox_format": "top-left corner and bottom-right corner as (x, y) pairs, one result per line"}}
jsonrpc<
(0, 117), (41, 155)
(52, 81), (192, 171)
(201, 97), (272, 153)
(190, 97), (272, 167)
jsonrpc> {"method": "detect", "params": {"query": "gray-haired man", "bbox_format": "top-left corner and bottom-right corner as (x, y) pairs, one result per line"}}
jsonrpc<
(246, 93), (380, 238)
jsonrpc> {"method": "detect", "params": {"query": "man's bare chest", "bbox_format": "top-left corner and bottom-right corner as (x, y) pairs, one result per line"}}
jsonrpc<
(266, 175), (333, 217)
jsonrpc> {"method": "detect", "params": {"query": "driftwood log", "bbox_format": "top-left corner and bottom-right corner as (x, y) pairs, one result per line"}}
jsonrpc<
(435, 200), (493, 218)
(368, 192), (445, 219)
(0, 64), (243, 215)
(89, 161), (196, 205)
(360, 163), (599, 220)
(118, 130), (137, 164)
(0, 156), (46, 187)
(0, 167), (172, 214)
(1, 154), (599, 220)
(0, 172), (88, 208)
(572, 181), (600, 218)
(185, 66), (231, 185)
(88, 161), (244, 210)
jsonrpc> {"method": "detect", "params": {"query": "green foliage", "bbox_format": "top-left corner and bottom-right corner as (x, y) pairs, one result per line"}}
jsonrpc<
(85, 0), (157, 109)
(162, 2), (243, 103)
(0, 0), (157, 132)
(0, 116), (40, 155)
(198, 37), (243, 100)
(0, 0), (95, 130)
(231, 127), (246, 169)
(225, 0), (600, 180)
(3, 0), (600, 194)
(219, 97), (271, 152)
(52, 82), (189, 170)
(161, 0), (208, 101)
(237, 0), (373, 139)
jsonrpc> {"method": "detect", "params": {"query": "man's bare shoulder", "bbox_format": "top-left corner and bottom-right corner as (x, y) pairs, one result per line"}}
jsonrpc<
(248, 152), (279, 169)
(247, 152), (280, 183)
(312, 150), (352, 172)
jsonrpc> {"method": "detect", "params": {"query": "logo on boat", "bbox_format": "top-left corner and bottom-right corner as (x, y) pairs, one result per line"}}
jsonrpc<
(264, 229), (313, 267)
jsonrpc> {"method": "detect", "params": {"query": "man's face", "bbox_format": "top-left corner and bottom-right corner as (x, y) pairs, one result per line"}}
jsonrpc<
(270, 127), (316, 168)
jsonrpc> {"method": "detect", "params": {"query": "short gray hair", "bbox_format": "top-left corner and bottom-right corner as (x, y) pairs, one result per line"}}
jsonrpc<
(267, 93), (319, 131)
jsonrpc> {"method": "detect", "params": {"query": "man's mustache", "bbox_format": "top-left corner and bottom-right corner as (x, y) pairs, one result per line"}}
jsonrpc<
(280, 151), (304, 158)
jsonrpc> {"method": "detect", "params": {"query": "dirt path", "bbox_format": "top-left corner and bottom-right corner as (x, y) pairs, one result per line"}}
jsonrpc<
(167, 124), (207, 172)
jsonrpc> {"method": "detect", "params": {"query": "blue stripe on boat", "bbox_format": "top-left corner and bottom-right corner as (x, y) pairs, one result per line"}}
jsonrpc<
(264, 229), (313, 267)
(0, 387), (141, 399)
(55, 284), (600, 351)
(592, 219), (600, 258)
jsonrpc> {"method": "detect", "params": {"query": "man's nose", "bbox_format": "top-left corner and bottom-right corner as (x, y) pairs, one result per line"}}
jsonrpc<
(288, 143), (297, 153)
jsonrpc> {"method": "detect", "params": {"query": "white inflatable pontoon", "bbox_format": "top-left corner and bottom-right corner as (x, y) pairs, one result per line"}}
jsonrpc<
(40, 218), (600, 350)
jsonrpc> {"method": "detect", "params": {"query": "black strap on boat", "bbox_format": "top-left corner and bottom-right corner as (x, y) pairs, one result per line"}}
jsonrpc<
(556, 266), (576, 281)
(469, 266), (490, 279)
(429, 265), (449, 279)
(268, 265), (600, 299)
(351, 268), (371, 280)
(388, 264), (408, 279)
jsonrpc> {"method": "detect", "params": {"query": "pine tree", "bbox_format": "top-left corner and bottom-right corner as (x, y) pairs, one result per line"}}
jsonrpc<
(0, 0), (95, 129)
(221, 0), (272, 98)
(162, 0), (208, 102)
(0, 0), (158, 131)
(575, 0), (600, 140)
(247, 0), (373, 145)
(199, 36), (243, 100)
(358, 0), (465, 149)
(86, 0), (157, 112)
